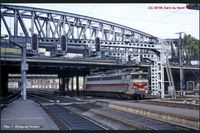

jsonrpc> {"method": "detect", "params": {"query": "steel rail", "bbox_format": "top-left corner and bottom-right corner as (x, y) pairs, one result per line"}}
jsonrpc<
(69, 100), (190, 130)
(28, 93), (106, 130)
(0, 92), (21, 110)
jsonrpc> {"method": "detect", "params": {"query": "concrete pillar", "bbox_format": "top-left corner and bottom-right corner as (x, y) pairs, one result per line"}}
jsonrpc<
(71, 77), (74, 96)
(59, 76), (65, 95)
(62, 77), (66, 94)
(76, 76), (79, 96)
(66, 77), (69, 93)
(83, 76), (86, 90)
(0, 70), (9, 97)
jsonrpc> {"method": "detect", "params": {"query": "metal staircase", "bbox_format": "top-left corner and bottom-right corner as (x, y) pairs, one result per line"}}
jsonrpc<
(164, 52), (176, 99)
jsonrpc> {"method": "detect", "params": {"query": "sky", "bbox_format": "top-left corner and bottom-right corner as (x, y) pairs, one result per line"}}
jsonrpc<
(2, 3), (199, 40)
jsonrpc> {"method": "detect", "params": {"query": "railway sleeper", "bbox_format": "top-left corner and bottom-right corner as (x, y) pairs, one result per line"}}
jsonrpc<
(90, 108), (153, 130)
(107, 103), (199, 130)
(90, 107), (189, 130)
(42, 105), (71, 130)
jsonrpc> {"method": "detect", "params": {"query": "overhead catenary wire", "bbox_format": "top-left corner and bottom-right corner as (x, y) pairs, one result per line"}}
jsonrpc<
(87, 4), (97, 15)
(99, 14), (198, 26)
(142, 10), (178, 29)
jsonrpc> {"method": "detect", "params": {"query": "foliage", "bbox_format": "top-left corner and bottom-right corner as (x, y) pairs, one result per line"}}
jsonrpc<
(183, 34), (200, 61)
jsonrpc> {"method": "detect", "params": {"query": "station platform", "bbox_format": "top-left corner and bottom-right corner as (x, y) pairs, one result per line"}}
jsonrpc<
(96, 99), (199, 118)
(1, 98), (59, 130)
(95, 98), (200, 130)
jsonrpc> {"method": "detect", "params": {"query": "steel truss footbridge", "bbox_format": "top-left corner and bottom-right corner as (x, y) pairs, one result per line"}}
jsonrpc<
(1, 4), (168, 98)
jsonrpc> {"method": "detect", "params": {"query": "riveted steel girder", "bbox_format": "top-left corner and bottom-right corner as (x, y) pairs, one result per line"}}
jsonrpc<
(1, 4), (158, 43)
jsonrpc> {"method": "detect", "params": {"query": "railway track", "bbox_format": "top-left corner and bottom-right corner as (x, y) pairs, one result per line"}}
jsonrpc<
(92, 107), (191, 130)
(28, 91), (76, 103)
(69, 102), (191, 130)
(94, 96), (199, 110)
(28, 92), (194, 130)
(28, 94), (106, 130)
(0, 91), (20, 110)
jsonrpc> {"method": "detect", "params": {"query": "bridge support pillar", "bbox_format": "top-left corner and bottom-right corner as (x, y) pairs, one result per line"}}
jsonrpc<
(71, 77), (74, 96)
(66, 77), (69, 94)
(59, 76), (65, 96)
(0, 70), (9, 98)
(76, 76), (79, 97)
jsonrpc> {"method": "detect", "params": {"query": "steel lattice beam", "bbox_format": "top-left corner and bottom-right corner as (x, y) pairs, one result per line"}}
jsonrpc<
(1, 4), (158, 43)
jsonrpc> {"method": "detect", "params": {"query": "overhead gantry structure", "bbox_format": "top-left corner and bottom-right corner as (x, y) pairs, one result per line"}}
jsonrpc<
(1, 4), (168, 98)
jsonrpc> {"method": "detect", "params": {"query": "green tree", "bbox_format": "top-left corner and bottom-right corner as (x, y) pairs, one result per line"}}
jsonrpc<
(183, 34), (200, 64)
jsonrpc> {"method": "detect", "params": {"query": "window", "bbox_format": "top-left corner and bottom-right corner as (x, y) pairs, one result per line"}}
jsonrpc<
(102, 76), (121, 80)
(87, 77), (101, 81)
(132, 74), (147, 79)
(132, 75), (138, 79)
(138, 75), (142, 79)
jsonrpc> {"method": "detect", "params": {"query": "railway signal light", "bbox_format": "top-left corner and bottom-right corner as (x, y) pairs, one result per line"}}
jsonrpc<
(61, 35), (67, 52)
(95, 37), (100, 52)
(31, 33), (38, 51)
